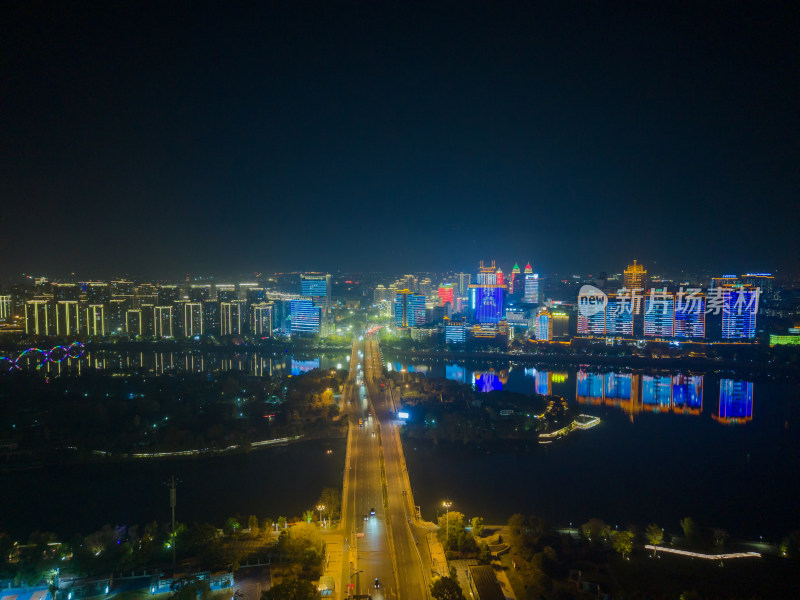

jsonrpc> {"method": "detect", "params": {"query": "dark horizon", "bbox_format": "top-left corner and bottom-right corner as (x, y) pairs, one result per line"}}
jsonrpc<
(2, 2), (798, 279)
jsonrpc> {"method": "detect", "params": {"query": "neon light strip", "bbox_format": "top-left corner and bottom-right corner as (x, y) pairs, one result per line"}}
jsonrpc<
(644, 545), (760, 559)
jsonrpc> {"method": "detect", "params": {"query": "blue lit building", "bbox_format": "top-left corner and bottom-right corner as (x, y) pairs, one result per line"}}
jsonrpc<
(470, 285), (504, 324)
(290, 298), (321, 335)
(445, 321), (467, 344)
(674, 294), (705, 338)
(394, 290), (426, 327)
(535, 309), (552, 340)
(577, 310), (605, 335)
(604, 295), (634, 336)
(715, 379), (753, 423)
(721, 287), (757, 339)
(644, 292), (675, 337)
(300, 273), (331, 314)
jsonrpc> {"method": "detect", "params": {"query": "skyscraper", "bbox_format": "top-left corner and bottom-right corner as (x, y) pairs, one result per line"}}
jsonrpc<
(510, 263), (521, 295)
(56, 300), (81, 336)
(470, 261), (505, 324)
(394, 289), (426, 328)
(126, 309), (143, 336)
(0, 296), (12, 322)
(220, 301), (244, 336)
(437, 285), (455, 309)
(251, 302), (274, 337)
(182, 302), (204, 337)
(85, 304), (107, 336)
(290, 298), (321, 334)
(604, 295), (634, 336)
(300, 273), (332, 315)
(674, 292), (705, 339)
(623, 260), (647, 314)
(457, 272), (471, 297)
(522, 264), (539, 303)
(154, 306), (174, 338)
(535, 308), (552, 341)
(644, 290), (675, 338)
(25, 300), (50, 335)
(721, 286), (758, 339)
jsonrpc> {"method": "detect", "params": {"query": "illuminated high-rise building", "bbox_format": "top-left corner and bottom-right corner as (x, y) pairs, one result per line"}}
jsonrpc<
(715, 379), (753, 424)
(157, 285), (179, 305)
(251, 302), (274, 337)
(740, 273), (774, 299)
(710, 275), (738, 289)
(674, 292), (705, 339)
(52, 283), (80, 301)
(189, 285), (211, 302)
(154, 306), (174, 338)
(721, 285), (758, 339)
(56, 301), (81, 336)
(126, 309), (143, 336)
(134, 283), (159, 308)
(182, 302), (204, 337)
(535, 308), (553, 341)
(290, 298), (321, 334)
(457, 273), (471, 297)
(522, 264), (539, 303)
(444, 317), (467, 344)
(394, 289), (426, 328)
(437, 285), (455, 309)
(0, 296), (12, 322)
(25, 300), (51, 335)
(220, 301), (244, 336)
(496, 268), (504, 287)
(216, 285), (238, 303)
(301, 273), (332, 315)
(85, 304), (107, 336)
(86, 282), (110, 305)
(604, 295), (634, 336)
(110, 280), (135, 297)
(551, 308), (570, 339)
(419, 277), (433, 298)
(470, 261), (505, 324)
(510, 263), (521, 295)
(623, 260), (647, 314)
(108, 298), (128, 333)
(643, 290), (674, 337)
(577, 309), (605, 335)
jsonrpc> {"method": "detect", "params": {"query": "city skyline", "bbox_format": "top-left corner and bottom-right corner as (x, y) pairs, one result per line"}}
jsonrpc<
(1, 2), (798, 278)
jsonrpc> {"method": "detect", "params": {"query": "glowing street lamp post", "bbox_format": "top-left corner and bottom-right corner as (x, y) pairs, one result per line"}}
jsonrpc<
(442, 500), (452, 548)
(317, 504), (325, 528)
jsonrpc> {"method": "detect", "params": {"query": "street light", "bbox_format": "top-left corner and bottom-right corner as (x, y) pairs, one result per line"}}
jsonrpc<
(442, 500), (452, 548)
(316, 504), (325, 528)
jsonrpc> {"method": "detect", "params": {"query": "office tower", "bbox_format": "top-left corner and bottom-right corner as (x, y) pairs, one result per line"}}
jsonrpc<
(401, 274), (417, 293)
(495, 268), (504, 287)
(108, 298), (128, 333)
(251, 302), (274, 337)
(437, 285), (455, 308)
(189, 285), (211, 302)
(444, 319), (467, 344)
(220, 301), (244, 336)
(522, 264), (539, 303)
(535, 308), (553, 340)
(126, 309), (143, 336)
(504, 306), (528, 327)
(202, 301), (220, 334)
(154, 306), (174, 338)
(623, 260), (647, 314)
(134, 283), (159, 308)
(470, 261), (504, 324)
(216, 285), (238, 302)
(644, 290), (675, 337)
(290, 298), (321, 334)
(740, 273), (774, 299)
(418, 277), (433, 298)
(0, 296), (11, 322)
(374, 284), (387, 303)
(457, 272), (471, 297)
(604, 295), (634, 336)
(245, 286), (266, 306)
(110, 280), (135, 297)
(721, 285), (758, 339)
(182, 302), (204, 337)
(25, 300), (50, 335)
(577, 308), (605, 335)
(85, 304), (107, 336)
(710, 275), (738, 289)
(239, 282), (259, 300)
(715, 379), (753, 424)
(674, 292), (705, 338)
(86, 282), (110, 305)
(394, 289), (426, 327)
(551, 308), (570, 339)
(52, 283), (80, 301)
(300, 273), (332, 315)
(157, 284), (179, 305)
(55, 301), (81, 336)
(510, 263), (521, 295)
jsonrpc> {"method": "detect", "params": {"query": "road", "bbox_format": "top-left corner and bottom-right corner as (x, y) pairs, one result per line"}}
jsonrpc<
(339, 334), (431, 600)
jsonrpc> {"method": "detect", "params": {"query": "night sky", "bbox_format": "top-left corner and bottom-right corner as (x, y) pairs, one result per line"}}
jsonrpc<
(1, 2), (797, 279)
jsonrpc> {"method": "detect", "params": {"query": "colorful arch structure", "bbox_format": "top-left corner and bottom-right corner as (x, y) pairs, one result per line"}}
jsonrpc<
(0, 342), (85, 371)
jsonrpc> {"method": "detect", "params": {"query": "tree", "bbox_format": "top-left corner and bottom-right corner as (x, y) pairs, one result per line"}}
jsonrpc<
(260, 578), (317, 600)
(713, 528), (728, 548)
(248, 515), (259, 536)
(317, 487), (342, 523)
(302, 510), (314, 524)
(645, 524), (664, 556)
(580, 518), (611, 544)
(224, 517), (241, 536)
(680, 517), (697, 544)
(612, 531), (634, 559)
(276, 516), (287, 529)
(430, 576), (465, 600)
(470, 516), (484, 538)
